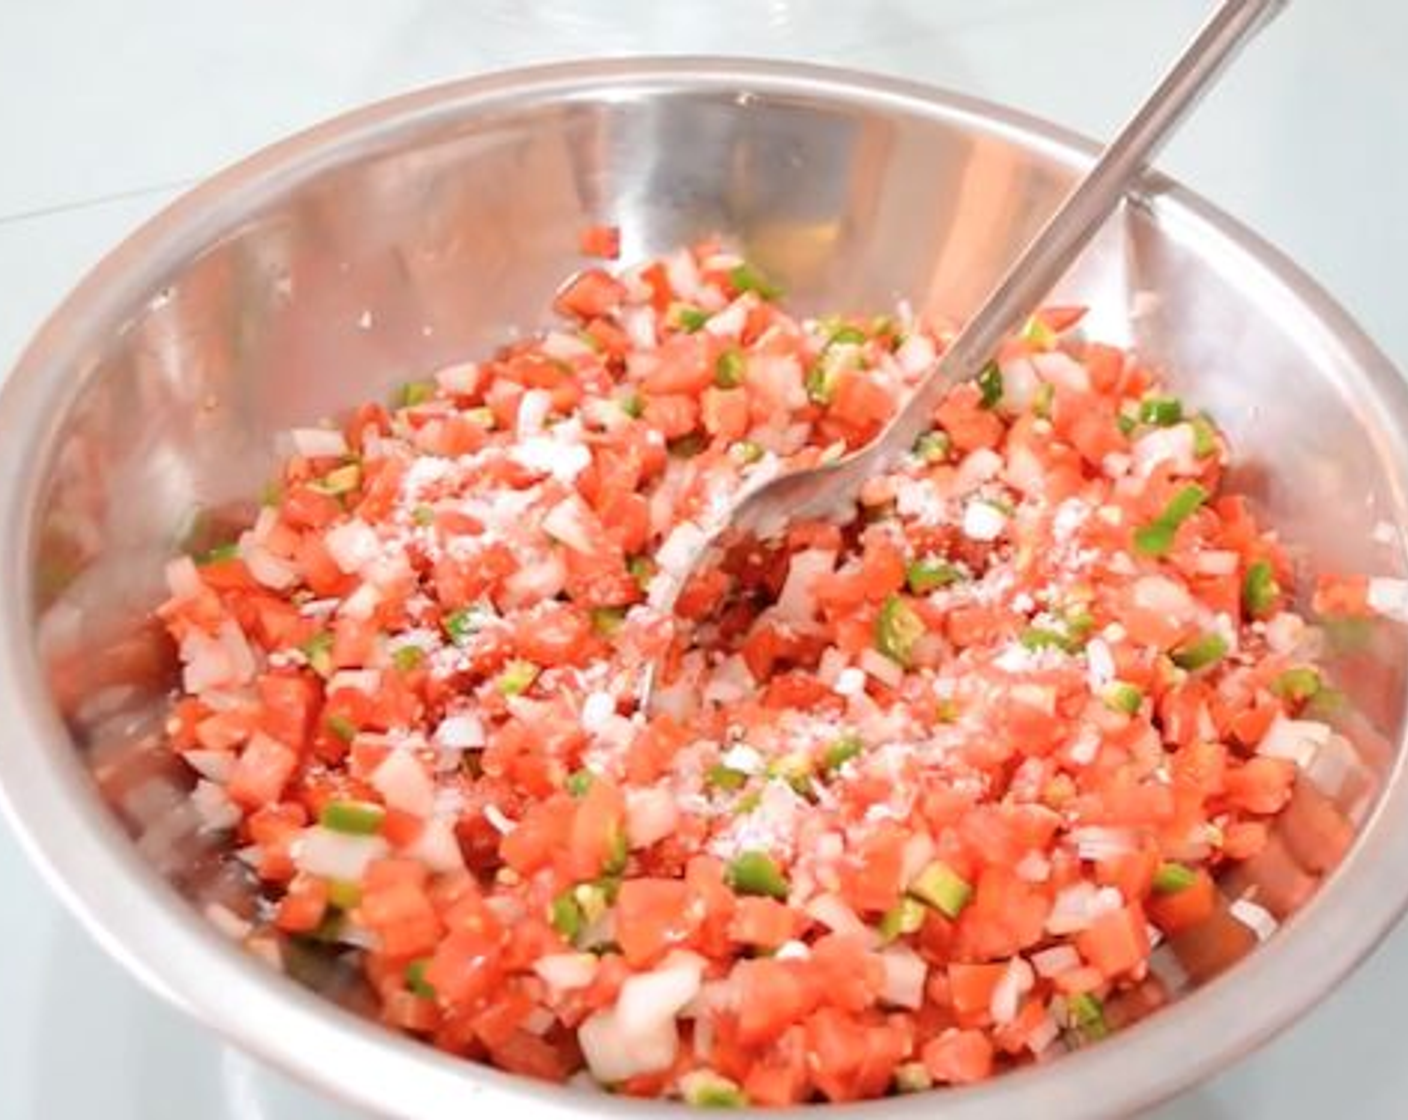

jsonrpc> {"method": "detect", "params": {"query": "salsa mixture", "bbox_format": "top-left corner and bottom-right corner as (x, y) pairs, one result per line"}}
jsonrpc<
(158, 229), (1355, 1105)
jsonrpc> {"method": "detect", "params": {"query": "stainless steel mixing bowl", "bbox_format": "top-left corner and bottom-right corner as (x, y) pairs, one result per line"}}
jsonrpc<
(1, 58), (1406, 1120)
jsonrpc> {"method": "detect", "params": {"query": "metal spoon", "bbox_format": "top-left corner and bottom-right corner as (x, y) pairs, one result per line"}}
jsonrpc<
(639, 0), (1288, 710)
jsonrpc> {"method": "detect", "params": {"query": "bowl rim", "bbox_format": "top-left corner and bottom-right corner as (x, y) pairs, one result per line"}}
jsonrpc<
(2, 55), (1407, 1120)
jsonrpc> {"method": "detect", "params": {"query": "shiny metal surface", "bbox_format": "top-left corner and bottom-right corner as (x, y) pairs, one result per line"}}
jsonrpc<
(641, 0), (1286, 714)
(0, 57), (1406, 1120)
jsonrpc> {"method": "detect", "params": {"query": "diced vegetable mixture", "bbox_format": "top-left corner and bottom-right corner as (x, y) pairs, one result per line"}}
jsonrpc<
(158, 231), (1370, 1104)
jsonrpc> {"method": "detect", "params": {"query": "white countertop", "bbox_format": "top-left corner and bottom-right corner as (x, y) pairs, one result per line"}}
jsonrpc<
(3, 2), (1407, 1116)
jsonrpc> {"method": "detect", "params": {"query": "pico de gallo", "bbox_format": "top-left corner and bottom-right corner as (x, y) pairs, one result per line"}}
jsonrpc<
(157, 229), (1365, 1105)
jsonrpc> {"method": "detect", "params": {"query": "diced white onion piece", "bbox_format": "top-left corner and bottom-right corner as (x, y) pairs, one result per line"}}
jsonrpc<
(962, 501), (1006, 542)
(1032, 351), (1091, 393)
(879, 946), (928, 1010)
(900, 833), (935, 885)
(541, 497), (597, 554)
(403, 815), (465, 873)
(1069, 827), (1138, 864)
(324, 519), (380, 574)
(181, 620), (257, 694)
(483, 803), (516, 835)
(1368, 577), (1408, 621)
(534, 953), (599, 992)
(329, 669), (380, 696)
(511, 436), (592, 483)
(774, 940), (810, 961)
(371, 750), (436, 817)
(291, 428), (350, 459)
(1133, 575), (1195, 618)
(578, 1010), (678, 1085)
(1085, 638), (1115, 690)
(620, 305), (658, 351)
(243, 543), (298, 590)
(957, 448), (1004, 491)
(500, 551), (567, 606)
(626, 787), (681, 850)
(517, 388), (554, 437)
(165, 555), (203, 601)
(295, 827), (388, 880)
(1258, 716), (1333, 769)
(773, 549), (835, 625)
(997, 356), (1039, 413)
(616, 957), (704, 1035)
(805, 893), (871, 939)
(1264, 612), (1308, 656)
(183, 749), (235, 783)
(191, 779), (241, 832)
(896, 332), (936, 376)
(859, 647), (905, 688)
(340, 582), (381, 621)
(433, 360), (480, 395)
(1031, 945), (1081, 978)
(990, 956), (1035, 1025)
(434, 712), (485, 751)
(1133, 423), (1197, 478)
(1229, 897), (1279, 941)
(833, 667), (867, 697)
(580, 692), (617, 734)
(1194, 550), (1240, 576)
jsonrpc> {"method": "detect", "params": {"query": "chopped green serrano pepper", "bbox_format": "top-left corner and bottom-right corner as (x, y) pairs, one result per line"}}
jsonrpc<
(326, 879), (362, 911)
(875, 594), (925, 667)
(730, 439), (764, 465)
(729, 262), (783, 301)
(301, 630), (334, 676)
(1152, 861), (1198, 894)
(565, 768), (595, 798)
(320, 799), (385, 835)
(391, 644), (425, 673)
(195, 541), (239, 566)
(1191, 414), (1219, 457)
(820, 733), (863, 774)
(1272, 667), (1321, 702)
(496, 659), (539, 696)
(913, 430), (951, 463)
(1066, 992), (1109, 1043)
(714, 348), (746, 389)
(680, 1070), (749, 1108)
(311, 462), (361, 496)
(404, 959), (437, 999)
(602, 827), (629, 876)
(590, 607), (626, 637)
(725, 851), (789, 900)
(1171, 631), (1228, 672)
(550, 891), (585, 941)
(1019, 626), (1079, 654)
(906, 556), (964, 594)
(671, 304), (710, 332)
(1102, 682), (1144, 715)
(706, 763), (749, 792)
(325, 713), (358, 743)
(1243, 559), (1280, 617)
(1133, 484), (1208, 557)
(1138, 396), (1183, 426)
(909, 861), (972, 919)
(628, 555), (655, 590)
(395, 380), (436, 408)
(442, 607), (478, 646)
(976, 361), (1004, 409)
(878, 896), (927, 942)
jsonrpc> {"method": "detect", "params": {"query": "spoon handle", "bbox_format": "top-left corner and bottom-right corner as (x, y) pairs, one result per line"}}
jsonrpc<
(882, 0), (1289, 457)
